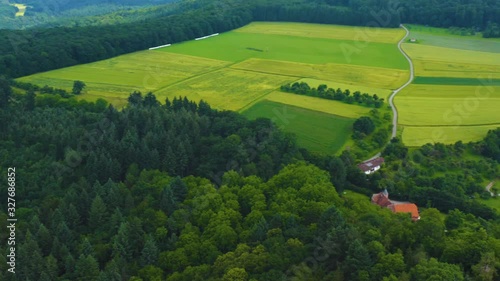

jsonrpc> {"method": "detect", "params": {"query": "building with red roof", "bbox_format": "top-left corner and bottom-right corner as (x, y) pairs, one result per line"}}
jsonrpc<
(371, 189), (420, 221)
(371, 189), (392, 207)
(389, 203), (420, 221)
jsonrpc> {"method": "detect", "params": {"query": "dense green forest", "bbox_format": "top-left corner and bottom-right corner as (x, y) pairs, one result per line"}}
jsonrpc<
(1, 0), (500, 78)
(1, 80), (500, 280)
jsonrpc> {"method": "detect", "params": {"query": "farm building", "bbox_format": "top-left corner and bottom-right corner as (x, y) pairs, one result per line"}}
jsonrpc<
(371, 189), (392, 207)
(358, 157), (384, 174)
(371, 190), (420, 221)
(410, 38), (417, 43)
(389, 203), (420, 221)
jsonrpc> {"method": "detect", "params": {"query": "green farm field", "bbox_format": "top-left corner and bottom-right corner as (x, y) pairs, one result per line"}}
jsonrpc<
(236, 22), (405, 43)
(406, 24), (500, 53)
(159, 30), (408, 69)
(19, 51), (230, 108)
(297, 78), (393, 100)
(17, 21), (410, 154)
(231, 58), (408, 90)
(399, 25), (500, 146)
(402, 44), (500, 72)
(397, 85), (500, 126)
(413, 77), (500, 86)
(402, 125), (500, 147)
(242, 100), (355, 154)
(263, 91), (372, 118)
(155, 69), (294, 111)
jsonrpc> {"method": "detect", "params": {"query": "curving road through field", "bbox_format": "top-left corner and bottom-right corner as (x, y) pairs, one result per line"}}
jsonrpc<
(388, 24), (414, 139)
(362, 25), (414, 162)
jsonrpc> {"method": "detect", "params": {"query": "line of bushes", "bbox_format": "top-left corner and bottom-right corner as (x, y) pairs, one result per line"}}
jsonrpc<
(280, 82), (384, 108)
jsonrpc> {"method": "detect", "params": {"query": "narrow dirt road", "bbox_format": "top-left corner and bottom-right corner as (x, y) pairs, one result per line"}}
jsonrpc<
(388, 24), (414, 139)
(362, 25), (414, 162)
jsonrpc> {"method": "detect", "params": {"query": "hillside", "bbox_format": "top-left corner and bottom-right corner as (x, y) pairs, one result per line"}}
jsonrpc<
(1, 0), (500, 280)
(0, 85), (499, 280)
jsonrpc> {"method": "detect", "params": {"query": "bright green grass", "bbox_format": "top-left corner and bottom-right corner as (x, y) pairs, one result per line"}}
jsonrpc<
(401, 125), (500, 146)
(158, 30), (409, 69)
(413, 77), (500, 86)
(242, 100), (355, 154)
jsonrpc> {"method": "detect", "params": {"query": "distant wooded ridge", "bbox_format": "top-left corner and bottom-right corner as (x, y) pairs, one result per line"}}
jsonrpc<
(0, 0), (499, 78)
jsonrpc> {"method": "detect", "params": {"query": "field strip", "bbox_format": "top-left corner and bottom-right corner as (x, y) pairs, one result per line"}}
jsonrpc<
(402, 123), (500, 127)
(402, 124), (500, 146)
(229, 66), (304, 79)
(231, 58), (409, 90)
(263, 91), (371, 119)
(154, 68), (295, 111)
(152, 61), (241, 95)
(235, 22), (405, 44)
(402, 43), (500, 66)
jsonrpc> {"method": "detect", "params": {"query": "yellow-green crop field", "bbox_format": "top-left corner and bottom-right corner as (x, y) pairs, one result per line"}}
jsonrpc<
(400, 29), (500, 146)
(18, 21), (410, 154)
(236, 22), (405, 44)
(19, 51), (230, 108)
(231, 58), (408, 90)
(263, 91), (372, 119)
(297, 78), (393, 100)
(155, 69), (295, 112)
(402, 44), (500, 79)
(402, 125), (500, 147)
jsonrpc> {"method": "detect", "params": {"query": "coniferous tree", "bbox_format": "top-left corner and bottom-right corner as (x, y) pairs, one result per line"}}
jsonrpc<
(140, 235), (159, 266)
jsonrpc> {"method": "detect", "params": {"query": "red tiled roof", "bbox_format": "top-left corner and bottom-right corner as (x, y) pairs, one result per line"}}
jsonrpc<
(371, 192), (392, 207)
(358, 157), (385, 172)
(389, 203), (420, 220)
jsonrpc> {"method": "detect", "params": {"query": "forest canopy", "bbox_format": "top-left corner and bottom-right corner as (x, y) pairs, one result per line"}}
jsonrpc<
(0, 84), (499, 280)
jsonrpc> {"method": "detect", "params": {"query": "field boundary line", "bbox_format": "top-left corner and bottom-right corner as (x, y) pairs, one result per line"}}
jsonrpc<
(229, 67), (305, 79)
(389, 24), (414, 139)
(400, 123), (500, 127)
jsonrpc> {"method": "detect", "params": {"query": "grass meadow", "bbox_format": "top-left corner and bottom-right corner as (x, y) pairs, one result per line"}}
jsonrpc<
(242, 100), (355, 154)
